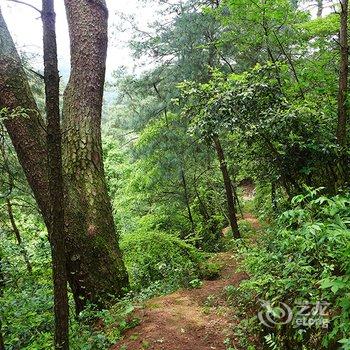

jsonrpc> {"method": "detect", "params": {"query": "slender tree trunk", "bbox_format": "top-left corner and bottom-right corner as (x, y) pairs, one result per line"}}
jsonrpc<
(317, 0), (323, 17)
(6, 199), (32, 274)
(336, 0), (349, 186)
(212, 135), (240, 239)
(261, 6), (283, 88)
(272, 31), (304, 99)
(337, 0), (349, 148)
(63, 0), (129, 313)
(180, 168), (195, 232)
(271, 182), (277, 213)
(42, 0), (69, 348)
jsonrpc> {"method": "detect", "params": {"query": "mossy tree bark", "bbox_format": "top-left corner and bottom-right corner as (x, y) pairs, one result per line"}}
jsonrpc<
(63, 0), (129, 313)
(0, 7), (51, 226)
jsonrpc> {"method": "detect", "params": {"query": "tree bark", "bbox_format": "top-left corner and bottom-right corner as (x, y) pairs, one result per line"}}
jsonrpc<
(336, 0), (349, 186)
(6, 199), (32, 274)
(337, 0), (348, 149)
(0, 7), (50, 226)
(271, 182), (277, 213)
(62, 0), (129, 313)
(42, 0), (69, 348)
(212, 135), (240, 239)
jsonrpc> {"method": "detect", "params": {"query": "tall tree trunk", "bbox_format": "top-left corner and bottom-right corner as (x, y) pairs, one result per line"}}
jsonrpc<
(6, 199), (32, 274)
(212, 135), (240, 239)
(42, 0), (69, 348)
(336, 0), (349, 186)
(0, 7), (50, 226)
(62, 0), (129, 313)
(337, 0), (349, 148)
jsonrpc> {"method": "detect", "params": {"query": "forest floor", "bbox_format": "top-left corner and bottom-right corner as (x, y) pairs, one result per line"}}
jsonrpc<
(111, 212), (261, 350)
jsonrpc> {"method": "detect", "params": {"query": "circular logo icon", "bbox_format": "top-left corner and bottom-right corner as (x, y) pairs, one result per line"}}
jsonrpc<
(258, 300), (293, 328)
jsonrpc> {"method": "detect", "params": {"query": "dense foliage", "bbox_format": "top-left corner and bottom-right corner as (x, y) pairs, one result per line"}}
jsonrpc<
(230, 189), (350, 349)
(1, 0), (349, 348)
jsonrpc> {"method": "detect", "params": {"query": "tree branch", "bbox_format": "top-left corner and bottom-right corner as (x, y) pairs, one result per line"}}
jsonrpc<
(7, 0), (42, 14)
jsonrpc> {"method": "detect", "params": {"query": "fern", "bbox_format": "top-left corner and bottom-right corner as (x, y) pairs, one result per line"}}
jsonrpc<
(265, 334), (281, 350)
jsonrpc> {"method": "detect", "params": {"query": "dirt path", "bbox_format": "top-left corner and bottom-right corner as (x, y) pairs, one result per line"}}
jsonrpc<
(243, 212), (261, 230)
(112, 203), (260, 350)
(111, 252), (249, 350)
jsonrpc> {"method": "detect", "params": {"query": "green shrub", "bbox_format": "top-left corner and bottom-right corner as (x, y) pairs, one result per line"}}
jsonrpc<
(237, 189), (350, 349)
(189, 278), (203, 289)
(200, 261), (221, 280)
(121, 231), (204, 293)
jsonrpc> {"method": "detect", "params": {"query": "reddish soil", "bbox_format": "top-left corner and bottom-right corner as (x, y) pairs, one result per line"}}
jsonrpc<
(242, 212), (261, 230)
(111, 253), (248, 350)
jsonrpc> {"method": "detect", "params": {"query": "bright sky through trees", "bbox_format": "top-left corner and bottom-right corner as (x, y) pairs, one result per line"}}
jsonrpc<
(2, 0), (153, 77)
